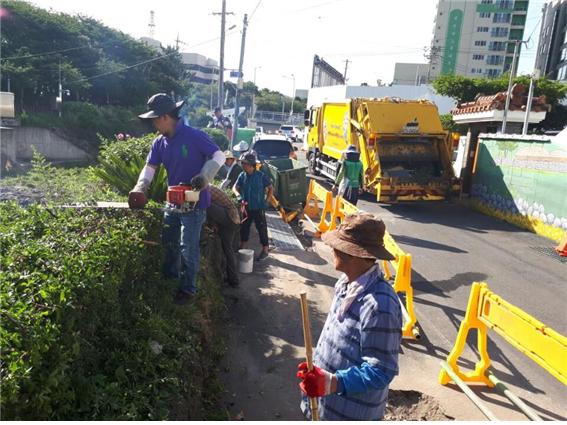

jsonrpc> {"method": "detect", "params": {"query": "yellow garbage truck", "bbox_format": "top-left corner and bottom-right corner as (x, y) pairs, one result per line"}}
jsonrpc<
(304, 98), (460, 202)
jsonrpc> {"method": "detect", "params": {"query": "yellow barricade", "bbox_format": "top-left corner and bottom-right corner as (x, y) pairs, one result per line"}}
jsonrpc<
(328, 195), (419, 339)
(304, 180), (334, 235)
(329, 196), (360, 231)
(382, 232), (418, 339)
(439, 281), (567, 387)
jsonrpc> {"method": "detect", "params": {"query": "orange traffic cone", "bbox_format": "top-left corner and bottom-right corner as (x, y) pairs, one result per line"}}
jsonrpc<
(556, 235), (567, 257)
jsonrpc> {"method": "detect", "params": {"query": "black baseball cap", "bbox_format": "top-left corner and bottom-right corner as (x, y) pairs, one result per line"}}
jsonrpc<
(241, 153), (259, 166)
(138, 93), (185, 120)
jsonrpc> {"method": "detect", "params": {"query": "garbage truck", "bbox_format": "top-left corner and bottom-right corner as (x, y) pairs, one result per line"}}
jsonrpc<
(304, 98), (460, 202)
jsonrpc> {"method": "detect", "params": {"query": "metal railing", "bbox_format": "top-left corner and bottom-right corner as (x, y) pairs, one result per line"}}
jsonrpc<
(253, 110), (304, 125)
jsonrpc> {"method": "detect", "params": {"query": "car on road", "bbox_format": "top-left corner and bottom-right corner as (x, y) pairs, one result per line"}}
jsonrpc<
(250, 135), (298, 162)
(279, 125), (303, 142)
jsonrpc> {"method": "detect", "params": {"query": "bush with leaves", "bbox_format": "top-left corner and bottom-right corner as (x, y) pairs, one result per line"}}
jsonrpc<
(201, 128), (229, 151)
(90, 134), (168, 201)
(0, 203), (227, 419)
(20, 102), (147, 153)
(0, 149), (122, 204)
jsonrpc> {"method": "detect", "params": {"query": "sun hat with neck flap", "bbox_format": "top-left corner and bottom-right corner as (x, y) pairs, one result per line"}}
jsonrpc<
(322, 213), (394, 261)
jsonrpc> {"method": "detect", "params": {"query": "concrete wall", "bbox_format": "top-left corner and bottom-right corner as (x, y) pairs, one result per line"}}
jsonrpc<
(392, 63), (429, 85)
(1, 126), (91, 162)
(470, 131), (567, 241)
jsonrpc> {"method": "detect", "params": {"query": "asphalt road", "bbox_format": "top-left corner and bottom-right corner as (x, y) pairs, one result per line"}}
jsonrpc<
(308, 168), (567, 419)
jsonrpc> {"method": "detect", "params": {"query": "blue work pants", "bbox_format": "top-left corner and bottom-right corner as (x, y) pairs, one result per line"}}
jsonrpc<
(162, 209), (207, 294)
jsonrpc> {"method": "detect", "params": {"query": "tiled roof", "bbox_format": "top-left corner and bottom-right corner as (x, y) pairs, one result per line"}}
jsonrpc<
(451, 84), (550, 115)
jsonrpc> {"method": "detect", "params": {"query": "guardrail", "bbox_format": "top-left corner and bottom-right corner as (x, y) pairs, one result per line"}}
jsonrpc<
(439, 281), (567, 420)
(254, 110), (304, 125)
(303, 181), (419, 339)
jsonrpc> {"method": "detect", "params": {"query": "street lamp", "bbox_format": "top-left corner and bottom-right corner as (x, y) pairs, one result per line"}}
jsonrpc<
(282, 74), (296, 118)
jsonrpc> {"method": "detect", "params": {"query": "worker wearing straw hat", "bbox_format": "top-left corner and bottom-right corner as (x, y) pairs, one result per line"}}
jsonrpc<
(296, 213), (402, 420)
(219, 150), (242, 190)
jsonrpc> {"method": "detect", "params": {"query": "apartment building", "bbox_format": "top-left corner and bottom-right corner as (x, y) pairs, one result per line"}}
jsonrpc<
(428, 0), (529, 79)
(180, 53), (219, 85)
(535, 0), (567, 81)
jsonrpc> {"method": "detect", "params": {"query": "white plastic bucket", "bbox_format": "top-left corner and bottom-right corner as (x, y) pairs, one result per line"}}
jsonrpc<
(238, 249), (254, 273)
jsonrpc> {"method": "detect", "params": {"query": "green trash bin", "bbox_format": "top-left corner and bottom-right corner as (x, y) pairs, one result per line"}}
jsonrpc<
(264, 158), (308, 208)
(235, 128), (256, 146)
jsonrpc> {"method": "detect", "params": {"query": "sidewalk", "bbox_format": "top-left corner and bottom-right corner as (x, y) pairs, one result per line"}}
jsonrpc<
(216, 215), (549, 420)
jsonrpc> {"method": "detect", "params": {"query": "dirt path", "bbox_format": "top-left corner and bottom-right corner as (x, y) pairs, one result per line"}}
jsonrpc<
(217, 226), (474, 421)
(218, 232), (336, 420)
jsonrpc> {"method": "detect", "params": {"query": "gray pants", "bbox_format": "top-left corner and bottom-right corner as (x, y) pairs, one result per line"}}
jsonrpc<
(207, 203), (240, 286)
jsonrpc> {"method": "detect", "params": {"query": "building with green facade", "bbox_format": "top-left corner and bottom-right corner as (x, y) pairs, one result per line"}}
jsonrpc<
(428, 0), (529, 80)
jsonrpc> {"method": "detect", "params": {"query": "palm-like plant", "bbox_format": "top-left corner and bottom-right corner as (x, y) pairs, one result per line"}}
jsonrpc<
(91, 135), (168, 201)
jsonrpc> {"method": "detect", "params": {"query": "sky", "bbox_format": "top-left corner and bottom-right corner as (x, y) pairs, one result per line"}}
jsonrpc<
(26, 0), (545, 95)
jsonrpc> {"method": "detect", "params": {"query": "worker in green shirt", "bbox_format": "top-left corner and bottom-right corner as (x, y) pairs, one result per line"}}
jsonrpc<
(334, 145), (364, 206)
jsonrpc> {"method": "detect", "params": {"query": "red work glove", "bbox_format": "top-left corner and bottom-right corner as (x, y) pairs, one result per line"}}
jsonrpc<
(296, 362), (333, 397)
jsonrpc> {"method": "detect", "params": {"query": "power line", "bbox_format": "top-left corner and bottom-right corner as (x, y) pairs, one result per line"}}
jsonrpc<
(1, 44), (98, 61)
(66, 33), (234, 84)
(68, 51), (179, 83)
(248, 0), (263, 22)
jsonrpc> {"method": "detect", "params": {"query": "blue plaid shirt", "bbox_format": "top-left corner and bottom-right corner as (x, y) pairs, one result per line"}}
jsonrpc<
(301, 264), (402, 420)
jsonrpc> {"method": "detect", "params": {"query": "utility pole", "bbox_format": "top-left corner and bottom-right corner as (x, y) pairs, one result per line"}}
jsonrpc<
(501, 39), (520, 134)
(522, 69), (539, 135)
(252, 66), (261, 117)
(213, 0), (234, 112)
(343, 59), (349, 82)
(415, 64), (421, 86)
(58, 59), (62, 118)
(290, 73), (295, 117)
(148, 11), (156, 38)
(231, 13), (248, 148)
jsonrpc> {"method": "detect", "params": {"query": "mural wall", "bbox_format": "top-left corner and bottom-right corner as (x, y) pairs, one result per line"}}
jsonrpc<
(471, 134), (567, 242)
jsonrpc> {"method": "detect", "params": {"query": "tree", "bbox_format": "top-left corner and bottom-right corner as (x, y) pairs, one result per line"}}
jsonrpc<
(432, 74), (567, 131)
(1, 1), (188, 111)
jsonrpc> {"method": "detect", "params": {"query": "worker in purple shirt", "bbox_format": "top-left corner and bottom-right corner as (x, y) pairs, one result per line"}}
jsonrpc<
(129, 93), (225, 304)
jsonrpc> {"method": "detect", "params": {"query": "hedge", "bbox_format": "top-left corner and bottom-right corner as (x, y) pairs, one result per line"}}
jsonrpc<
(0, 203), (226, 419)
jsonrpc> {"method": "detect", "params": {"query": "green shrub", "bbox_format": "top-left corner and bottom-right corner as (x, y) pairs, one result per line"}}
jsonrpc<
(0, 149), (123, 204)
(0, 203), (226, 419)
(202, 128), (229, 151)
(90, 134), (168, 201)
(19, 102), (146, 152)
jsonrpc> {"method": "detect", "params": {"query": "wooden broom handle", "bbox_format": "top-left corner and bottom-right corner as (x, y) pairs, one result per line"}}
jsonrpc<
(300, 292), (319, 421)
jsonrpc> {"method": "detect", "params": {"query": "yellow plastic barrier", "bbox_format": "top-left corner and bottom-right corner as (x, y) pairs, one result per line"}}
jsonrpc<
(382, 233), (418, 339)
(304, 180), (334, 235)
(329, 196), (360, 231)
(439, 281), (567, 387)
(327, 195), (419, 339)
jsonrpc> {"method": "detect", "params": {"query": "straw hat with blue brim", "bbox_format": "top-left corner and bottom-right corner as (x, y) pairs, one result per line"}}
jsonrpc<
(138, 93), (185, 120)
(322, 213), (395, 261)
